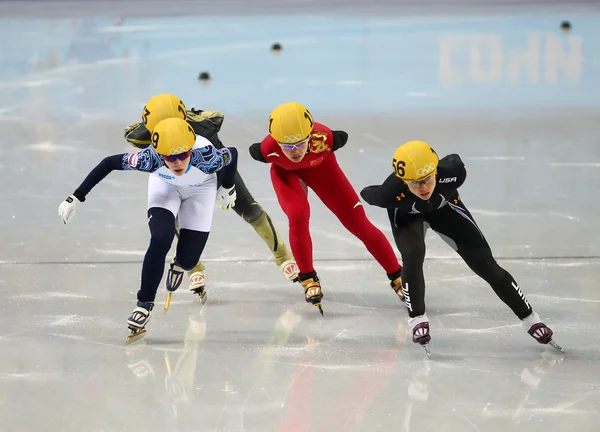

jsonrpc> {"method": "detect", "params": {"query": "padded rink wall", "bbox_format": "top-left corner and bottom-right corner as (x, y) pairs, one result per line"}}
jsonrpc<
(0, 11), (599, 120)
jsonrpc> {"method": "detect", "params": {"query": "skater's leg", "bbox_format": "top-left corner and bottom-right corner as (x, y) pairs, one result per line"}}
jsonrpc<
(428, 200), (532, 319)
(388, 209), (431, 350)
(271, 165), (321, 309)
(388, 210), (428, 315)
(231, 172), (297, 279)
(175, 229), (210, 270)
(169, 176), (217, 297)
(128, 206), (177, 334)
(304, 156), (402, 280)
(429, 199), (559, 347)
(137, 176), (181, 303)
(138, 207), (177, 302)
(270, 165), (313, 275)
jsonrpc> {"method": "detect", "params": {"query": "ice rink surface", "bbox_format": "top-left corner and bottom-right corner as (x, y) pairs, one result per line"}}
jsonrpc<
(1, 1), (600, 431)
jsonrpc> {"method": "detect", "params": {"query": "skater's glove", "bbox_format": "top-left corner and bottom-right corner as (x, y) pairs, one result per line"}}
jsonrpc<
(58, 195), (80, 224)
(217, 185), (236, 210)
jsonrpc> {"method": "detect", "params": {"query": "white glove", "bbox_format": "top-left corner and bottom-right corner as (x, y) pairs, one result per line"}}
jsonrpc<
(58, 195), (80, 224)
(217, 185), (236, 210)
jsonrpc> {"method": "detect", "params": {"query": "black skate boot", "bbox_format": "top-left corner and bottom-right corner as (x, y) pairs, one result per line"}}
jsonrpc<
(299, 274), (324, 315)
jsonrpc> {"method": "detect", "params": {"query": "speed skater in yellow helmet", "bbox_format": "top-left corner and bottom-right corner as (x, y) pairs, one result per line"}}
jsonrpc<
(151, 117), (196, 156)
(392, 141), (439, 182)
(268, 102), (314, 144)
(142, 94), (187, 132)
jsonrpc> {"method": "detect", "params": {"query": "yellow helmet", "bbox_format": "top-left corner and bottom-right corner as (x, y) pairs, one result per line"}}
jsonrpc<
(142, 94), (187, 132)
(150, 117), (196, 156)
(392, 141), (439, 182)
(268, 102), (314, 144)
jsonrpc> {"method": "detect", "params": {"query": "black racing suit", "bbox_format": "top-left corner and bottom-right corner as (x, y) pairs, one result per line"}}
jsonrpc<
(361, 154), (533, 320)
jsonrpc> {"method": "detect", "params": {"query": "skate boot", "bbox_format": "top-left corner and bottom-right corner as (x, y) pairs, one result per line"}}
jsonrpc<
(280, 259), (300, 282)
(409, 315), (431, 359)
(300, 275), (324, 315)
(164, 257), (185, 313)
(390, 275), (404, 301)
(189, 270), (207, 304)
(521, 312), (564, 352)
(167, 257), (185, 292)
(126, 301), (154, 343)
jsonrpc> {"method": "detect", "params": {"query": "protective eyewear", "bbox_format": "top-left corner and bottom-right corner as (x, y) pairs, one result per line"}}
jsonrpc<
(164, 151), (191, 163)
(277, 136), (310, 151)
(408, 173), (435, 186)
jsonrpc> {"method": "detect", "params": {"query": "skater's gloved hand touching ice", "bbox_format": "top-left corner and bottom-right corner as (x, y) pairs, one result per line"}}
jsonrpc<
(58, 195), (81, 224)
(217, 185), (236, 210)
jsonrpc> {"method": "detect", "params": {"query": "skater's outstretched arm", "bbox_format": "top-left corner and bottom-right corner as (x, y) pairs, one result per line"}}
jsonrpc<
(71, 147), (163, 202)
(360, 173), (409, 208)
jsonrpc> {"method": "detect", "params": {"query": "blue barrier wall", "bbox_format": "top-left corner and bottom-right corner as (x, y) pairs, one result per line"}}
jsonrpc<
(0, 14), (597, 117)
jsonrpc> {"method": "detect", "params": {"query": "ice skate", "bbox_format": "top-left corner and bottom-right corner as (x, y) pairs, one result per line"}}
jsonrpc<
(527, 323), (564, 353)
(126, 301), (154, 343)
(189, 270), (207, 304)
(522, 312), (564, 353)
(167, 257), (185, 292)
(300, 276), (324, 315)
(390, 276), (404, 301)
(280, 259), (299, 282)
(164, 257), (185, 313)
(409, 315), (431, 359)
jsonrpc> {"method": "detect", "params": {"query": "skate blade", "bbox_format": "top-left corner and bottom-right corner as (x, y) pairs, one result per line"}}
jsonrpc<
(164, 292), (172, 313)
(199, 292), (207, 305)
(549, 340), (565, 353)
(126, 329), (146, 344)
(313, 302), (324, 316)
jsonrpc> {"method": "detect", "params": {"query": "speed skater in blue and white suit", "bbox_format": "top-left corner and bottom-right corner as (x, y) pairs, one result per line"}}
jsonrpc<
(58, 117), (238, 340)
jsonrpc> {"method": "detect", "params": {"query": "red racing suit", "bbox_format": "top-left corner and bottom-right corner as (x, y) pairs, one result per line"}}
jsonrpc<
(249, 122), (401, 278)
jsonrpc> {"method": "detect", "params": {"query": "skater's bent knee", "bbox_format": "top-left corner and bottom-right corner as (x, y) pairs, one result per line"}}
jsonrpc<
(176, 230), (210, 270)
(176, 255), (198, 271)
(235, 198), (264, 223)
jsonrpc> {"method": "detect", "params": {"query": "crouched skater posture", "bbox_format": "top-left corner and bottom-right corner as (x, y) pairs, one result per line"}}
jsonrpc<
(360, 140), (563, 357)
(125, 94), (299, 296)
(58, 118), (238, 342)
(249, 102), (404, 314)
